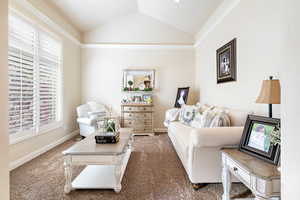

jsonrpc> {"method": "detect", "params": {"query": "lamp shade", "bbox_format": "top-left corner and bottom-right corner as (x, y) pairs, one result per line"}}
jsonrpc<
(256, 79), (281, 104)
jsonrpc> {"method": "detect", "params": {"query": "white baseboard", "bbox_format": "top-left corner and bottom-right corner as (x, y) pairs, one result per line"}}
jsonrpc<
(9, 129), (79, 171)
(154, 128), (168, 133)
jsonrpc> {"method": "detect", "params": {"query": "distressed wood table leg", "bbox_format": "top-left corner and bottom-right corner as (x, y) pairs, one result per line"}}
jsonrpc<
(114, 155), (122, 193)
(64, 155), (73, 194)
(222, 162), (232, 200)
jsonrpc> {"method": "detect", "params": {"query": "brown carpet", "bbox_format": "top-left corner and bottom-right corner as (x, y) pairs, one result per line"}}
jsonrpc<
(10, 134), (251, 200)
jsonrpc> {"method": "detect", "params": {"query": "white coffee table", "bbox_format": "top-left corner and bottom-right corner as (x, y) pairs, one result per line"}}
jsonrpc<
(62, 128), (133, 193)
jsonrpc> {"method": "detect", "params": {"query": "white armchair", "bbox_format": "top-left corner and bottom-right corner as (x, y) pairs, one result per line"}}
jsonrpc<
(76, 102), (108, 137)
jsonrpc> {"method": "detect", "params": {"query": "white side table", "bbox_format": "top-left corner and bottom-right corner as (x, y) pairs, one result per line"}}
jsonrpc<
(221, 148), (280, 200)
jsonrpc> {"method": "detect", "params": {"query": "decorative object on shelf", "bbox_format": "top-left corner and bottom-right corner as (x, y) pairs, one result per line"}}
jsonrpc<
(128, 80), (134, 91)
(256, 76), (281, 118)
(142, 94), (152, 104)
(122, 69), (155, 92)
(216, 38), (236, 84)
(174, 87), (190, 108)
(239, 115), (280, 165)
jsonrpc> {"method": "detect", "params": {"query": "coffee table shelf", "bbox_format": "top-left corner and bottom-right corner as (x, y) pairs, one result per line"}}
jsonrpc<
(62, 128), (133, 193)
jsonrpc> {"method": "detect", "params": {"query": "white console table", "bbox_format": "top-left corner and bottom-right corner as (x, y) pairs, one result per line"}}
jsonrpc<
(221, 148), (280, 200)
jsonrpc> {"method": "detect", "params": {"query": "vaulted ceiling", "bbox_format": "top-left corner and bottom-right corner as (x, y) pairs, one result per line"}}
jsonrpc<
(49, 0), (223, 35)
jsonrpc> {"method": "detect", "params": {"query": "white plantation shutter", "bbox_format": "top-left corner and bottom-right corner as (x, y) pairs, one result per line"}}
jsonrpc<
(8, 15), (37, 134)
(39, 33), (61, 127)
(8, 13), (62, 138)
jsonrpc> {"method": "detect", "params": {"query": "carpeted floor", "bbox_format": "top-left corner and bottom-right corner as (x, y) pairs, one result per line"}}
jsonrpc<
(10, 134), (251, 200)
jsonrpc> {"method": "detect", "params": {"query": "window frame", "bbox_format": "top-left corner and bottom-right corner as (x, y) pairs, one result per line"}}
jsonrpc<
(9, 10), (64, 145)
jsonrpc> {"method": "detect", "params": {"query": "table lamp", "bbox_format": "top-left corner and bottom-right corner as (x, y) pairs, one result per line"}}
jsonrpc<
(256, 76), (281, 118)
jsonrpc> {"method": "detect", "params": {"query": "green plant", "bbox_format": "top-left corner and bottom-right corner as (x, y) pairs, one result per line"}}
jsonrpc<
(134, 88), (139, 91)
(144, 87), (153, 91)
(104, 120), (116, 132)
(128, 80), (133, 87)
(123, 87), (129, 91)
(270, 124), (280, 146)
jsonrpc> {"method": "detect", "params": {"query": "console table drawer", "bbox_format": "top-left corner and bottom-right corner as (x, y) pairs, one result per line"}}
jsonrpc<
(123, 106), (152, 112)
(124, 113), (152, 119)
(121, 104), (154, 135)
(124, 119), (152, 127)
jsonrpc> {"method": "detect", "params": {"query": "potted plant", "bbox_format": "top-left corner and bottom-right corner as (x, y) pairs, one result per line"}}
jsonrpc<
(128, 80), (133, 91)
(104, 119), (116, 132)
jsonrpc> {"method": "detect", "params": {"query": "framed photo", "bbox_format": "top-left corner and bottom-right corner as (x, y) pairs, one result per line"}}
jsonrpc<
(239, 115), (280, 165)
(174, 87), (190, 108)
(216, 38), (236, 83)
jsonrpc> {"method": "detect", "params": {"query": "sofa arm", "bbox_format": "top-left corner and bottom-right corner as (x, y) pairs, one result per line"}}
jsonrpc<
(190, 127), (244, 148)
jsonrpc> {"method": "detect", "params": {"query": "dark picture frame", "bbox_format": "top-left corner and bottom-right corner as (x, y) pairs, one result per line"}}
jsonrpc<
(216, 38), (236, 83)
(174, 87), (190, 108)
(239, 115), (280, 165)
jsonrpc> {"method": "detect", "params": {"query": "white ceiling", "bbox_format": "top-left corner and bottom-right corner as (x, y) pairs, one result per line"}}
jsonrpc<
(49, 0), (223, 35)
(49, 0), (138, 32)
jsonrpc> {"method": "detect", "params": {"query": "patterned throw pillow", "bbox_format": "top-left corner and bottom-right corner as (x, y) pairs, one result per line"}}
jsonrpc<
(190, 112), (203, 128)
(209, 111), (231, 127)
(179, 105), (199, 125)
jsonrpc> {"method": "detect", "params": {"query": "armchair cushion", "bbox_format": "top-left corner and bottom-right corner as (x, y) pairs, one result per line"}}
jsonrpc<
(190, 126), (244, 148)
(77, 117), (96, 126)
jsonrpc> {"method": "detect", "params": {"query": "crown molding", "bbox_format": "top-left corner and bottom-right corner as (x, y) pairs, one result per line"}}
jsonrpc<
(194, 0), (241, 47)
(14, 0), (240, 49)
(81, 43), (195, 49)
(15, 0), (81, 45)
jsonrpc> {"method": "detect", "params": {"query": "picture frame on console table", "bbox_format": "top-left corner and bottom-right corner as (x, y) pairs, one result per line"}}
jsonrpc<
(216, 38), (236, 84)
(239, 115), (280, 165)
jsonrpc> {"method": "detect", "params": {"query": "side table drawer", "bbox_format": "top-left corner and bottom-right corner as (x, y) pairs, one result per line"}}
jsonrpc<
(227, 157), (251, 184)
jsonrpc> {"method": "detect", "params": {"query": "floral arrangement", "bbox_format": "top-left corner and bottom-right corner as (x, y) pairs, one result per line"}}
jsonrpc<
(270, 124), (281, 146)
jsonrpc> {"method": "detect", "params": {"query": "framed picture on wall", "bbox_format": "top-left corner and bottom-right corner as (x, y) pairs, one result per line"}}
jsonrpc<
(239, 115), (281, 165)
(174, 87), (190, 108)
(216, 38), (237, 83)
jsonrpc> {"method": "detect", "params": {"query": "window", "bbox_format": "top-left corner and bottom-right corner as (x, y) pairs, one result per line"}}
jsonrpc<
(8, 13), (62, 142)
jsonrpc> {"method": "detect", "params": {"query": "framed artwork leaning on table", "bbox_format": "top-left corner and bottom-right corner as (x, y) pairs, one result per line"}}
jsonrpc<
(239, 115), (281, 165)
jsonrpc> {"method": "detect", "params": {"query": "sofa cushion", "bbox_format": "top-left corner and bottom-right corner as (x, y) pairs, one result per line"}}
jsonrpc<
(169, 121), (194, 149)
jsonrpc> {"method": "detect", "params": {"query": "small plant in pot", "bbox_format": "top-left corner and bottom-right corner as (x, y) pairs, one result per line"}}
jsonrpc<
(104, 119), (116, 132)
(128, 80), (133, 91)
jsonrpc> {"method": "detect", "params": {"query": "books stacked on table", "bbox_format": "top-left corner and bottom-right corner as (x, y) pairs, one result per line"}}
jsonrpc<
(95, 132), (120, 144)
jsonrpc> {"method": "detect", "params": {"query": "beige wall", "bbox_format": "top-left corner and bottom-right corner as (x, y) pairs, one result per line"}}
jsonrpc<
(9, 1), (82, 165)
(81, 47), (196, 129)
(0, 0), (9, 199)
(281, 0), (300, 199)
(195, 0), (282, 117)
(84, 13), (193, 44)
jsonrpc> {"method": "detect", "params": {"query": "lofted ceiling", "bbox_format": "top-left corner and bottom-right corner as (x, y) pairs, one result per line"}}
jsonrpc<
(49, 0), (223, 35)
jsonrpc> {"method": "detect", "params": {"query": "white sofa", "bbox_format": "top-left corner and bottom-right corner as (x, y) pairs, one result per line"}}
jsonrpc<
(167, 108), (249, 187)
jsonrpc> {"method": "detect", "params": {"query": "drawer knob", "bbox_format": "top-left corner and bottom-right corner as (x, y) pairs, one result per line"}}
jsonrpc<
(233, 167), (238, 172)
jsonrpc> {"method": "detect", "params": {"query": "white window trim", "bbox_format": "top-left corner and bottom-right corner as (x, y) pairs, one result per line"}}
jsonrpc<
(9, 11), (64, 145)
